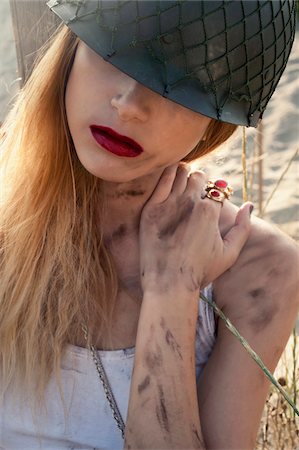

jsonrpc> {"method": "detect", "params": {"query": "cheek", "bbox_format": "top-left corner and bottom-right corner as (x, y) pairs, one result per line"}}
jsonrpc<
(167, 108), (211, 151)
(172, 119), (210, 154)
(185, 114), (210, 138)
(65, 54), (96, 126)
(65, 74), (90, 158)
(65, 70), (93, 135)
(65, 71), (79, 129)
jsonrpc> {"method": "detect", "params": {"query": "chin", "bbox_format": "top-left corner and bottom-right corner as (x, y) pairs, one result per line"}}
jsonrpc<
(77, 161), (140, 183)
(74, 147), (163, 183)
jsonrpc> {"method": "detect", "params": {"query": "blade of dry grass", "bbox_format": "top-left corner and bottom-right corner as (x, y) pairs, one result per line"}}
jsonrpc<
(257, 122), (264, 217)
(291, 327), (298, 420)
(200, 292), (299, 416)
(242, 126), (248, 202)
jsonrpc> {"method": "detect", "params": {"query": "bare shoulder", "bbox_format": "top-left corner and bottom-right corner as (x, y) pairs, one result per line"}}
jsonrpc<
(215, 200), (299, 312)
(197, 201), (299, 450)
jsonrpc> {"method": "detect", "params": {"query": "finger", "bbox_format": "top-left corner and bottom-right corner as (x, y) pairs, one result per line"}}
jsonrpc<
(222, 202), (253, 267)
(184, 170), (207, 197)
(147, 163), (179, 204)
(187, 172), (224, 222)
(171, 163), (191, 195)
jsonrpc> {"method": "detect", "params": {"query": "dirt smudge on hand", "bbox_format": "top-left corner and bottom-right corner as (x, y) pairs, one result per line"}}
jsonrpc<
(158, 198), (195, 239)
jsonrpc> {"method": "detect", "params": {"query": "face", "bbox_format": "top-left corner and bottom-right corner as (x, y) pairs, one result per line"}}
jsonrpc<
(65, 40), (211, 182)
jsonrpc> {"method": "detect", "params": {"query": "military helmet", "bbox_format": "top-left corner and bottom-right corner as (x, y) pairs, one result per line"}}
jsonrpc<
(46, 0), (296, 127)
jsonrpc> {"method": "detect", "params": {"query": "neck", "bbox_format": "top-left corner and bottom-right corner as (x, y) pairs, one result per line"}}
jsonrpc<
(102, 168), (165, 245)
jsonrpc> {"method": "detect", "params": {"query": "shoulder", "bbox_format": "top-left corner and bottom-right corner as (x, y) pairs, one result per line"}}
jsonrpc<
(214, 200), (299, 311)
(218, 200), (299, 268)
(197, 205), (299, 450)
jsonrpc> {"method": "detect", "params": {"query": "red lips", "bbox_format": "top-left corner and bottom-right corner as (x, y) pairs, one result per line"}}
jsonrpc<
(90, 124), (144, 157)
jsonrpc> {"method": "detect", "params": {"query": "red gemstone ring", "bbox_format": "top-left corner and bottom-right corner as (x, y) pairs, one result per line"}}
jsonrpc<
(205, 179), (233, 204)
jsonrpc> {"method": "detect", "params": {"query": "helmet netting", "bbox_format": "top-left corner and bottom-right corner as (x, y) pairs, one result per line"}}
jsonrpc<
(48, 0), (296, 126)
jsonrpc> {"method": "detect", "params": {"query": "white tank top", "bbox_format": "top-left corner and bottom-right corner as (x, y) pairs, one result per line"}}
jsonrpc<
(0, 285), (217, 450)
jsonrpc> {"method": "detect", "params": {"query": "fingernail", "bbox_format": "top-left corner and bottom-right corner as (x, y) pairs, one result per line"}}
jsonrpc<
(249, 204), (254, 216)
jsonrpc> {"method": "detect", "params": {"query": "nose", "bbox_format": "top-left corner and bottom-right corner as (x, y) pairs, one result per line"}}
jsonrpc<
(110, 79), (151, 122)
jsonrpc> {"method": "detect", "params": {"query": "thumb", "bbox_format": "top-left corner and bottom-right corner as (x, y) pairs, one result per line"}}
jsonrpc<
(223, 202), (253, 266)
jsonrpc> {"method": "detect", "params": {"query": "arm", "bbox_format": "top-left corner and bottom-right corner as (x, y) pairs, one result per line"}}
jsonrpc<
(124, 285), (206, 449)
(124, 164), (252, 449)
(197, 213), (299, 449)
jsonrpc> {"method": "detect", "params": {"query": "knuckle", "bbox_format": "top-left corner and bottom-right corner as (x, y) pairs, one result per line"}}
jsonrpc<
(179, 162), (191, 172)
(189, 169), (206, 180)
(177, 164), (190, 177)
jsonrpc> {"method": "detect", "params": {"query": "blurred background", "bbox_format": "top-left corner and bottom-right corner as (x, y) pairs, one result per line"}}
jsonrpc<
(0, 0), (298, 447)
(0, 0), (19, 123)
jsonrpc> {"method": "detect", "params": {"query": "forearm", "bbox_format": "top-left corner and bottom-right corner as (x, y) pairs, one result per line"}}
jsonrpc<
(124, 286), (206, 449)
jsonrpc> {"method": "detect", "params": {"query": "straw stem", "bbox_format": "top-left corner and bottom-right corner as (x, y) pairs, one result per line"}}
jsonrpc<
(200, 292), (299, 416)
(242, 126), (248, 202)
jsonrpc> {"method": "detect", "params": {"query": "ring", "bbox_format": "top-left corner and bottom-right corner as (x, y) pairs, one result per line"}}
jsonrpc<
(205, 179), (233, 205)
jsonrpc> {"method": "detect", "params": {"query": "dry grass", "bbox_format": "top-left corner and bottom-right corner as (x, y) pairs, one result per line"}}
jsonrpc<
(247, 125), (299, 450)
(255, 331), (299, 450)
(199, 122), (299, 449)
(201, 291), (299, 450)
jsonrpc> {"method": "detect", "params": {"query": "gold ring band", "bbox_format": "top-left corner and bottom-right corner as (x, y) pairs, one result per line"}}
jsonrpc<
(205, 179), (233, 204)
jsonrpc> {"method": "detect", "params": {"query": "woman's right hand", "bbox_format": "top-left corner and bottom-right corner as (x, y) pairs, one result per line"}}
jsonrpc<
(139, 163), (252, 294)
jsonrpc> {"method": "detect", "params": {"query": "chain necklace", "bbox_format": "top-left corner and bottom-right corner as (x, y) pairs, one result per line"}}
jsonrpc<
(81, 324), (126, 439)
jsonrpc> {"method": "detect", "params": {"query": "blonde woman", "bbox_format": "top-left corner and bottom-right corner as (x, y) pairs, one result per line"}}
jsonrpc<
(0, 1), (298, 449)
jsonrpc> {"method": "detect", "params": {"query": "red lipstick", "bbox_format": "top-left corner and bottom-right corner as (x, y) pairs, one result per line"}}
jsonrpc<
(90, 125), (144, 157)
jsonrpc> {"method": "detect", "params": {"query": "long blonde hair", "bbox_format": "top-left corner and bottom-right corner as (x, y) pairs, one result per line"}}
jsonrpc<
(0, 23), (237, 406)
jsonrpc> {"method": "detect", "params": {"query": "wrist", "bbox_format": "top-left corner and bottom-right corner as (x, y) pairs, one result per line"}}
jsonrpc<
(143, 283), (200, 299)
(142, 273), (202, 298)
(135, 290), (199, 365)
(141, 284), (200, 328)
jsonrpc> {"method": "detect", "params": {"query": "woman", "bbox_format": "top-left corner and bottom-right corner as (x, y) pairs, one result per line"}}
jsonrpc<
(0, 1), (298, 449)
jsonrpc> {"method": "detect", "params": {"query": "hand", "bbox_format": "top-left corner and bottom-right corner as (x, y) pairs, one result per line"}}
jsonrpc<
(139, 163), (252, 293)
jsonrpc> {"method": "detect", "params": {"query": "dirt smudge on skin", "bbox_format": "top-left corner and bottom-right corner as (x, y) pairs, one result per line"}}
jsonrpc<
(125, 189), (145, 197)
(138, 375), (151, 394)
(165, 330), (183, 360)
(140, 397), (151, 408)
(144, 344), (163, 374)
(156, 385), (169, 433)
(246, 286), (281, 332)
(249, 302), (280, 333)
(110, 189), (145, 199)
(250, 288), (266, 299)
(158, 198), (195, 238)
(112, 223), (127, 240)
(160, 317), (183, 360)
